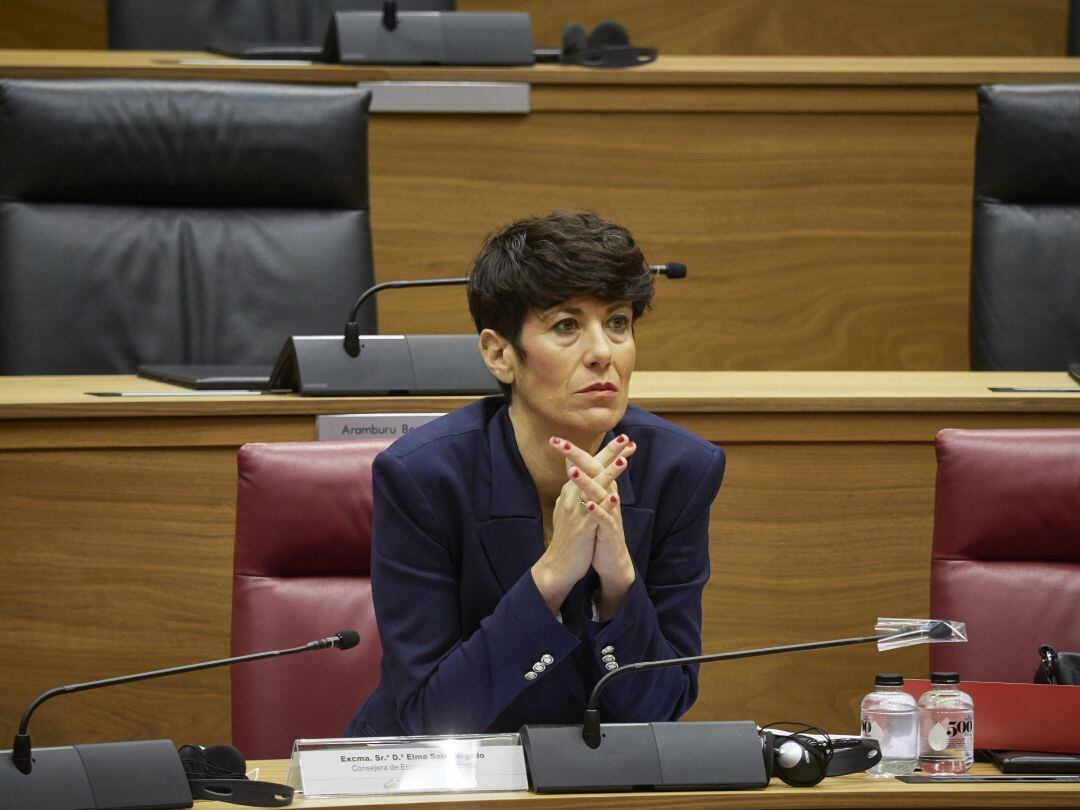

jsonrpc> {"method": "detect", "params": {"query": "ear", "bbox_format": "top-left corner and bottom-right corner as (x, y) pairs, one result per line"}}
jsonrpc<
(478, 329), (516, 386)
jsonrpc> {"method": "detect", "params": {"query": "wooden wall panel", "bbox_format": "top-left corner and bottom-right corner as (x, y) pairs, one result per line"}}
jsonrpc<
(469, 0), (1071, 57)
(692, 441), (934, 728)
(367, 110), (975, 371)
(1, 447), (239, 746)
(0, 0), (1069, 55)
(0, 0), (106, 49)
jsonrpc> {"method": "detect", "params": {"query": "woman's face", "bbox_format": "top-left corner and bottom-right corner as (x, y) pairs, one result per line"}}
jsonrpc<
(507, 295), (636, 441)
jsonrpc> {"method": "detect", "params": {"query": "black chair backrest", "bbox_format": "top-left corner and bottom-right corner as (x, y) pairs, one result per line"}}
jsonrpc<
(1069, 0), (1080, 56)
(0, 79), (375, 374)
(107, 0), (454, 51)
(969, 84), (1080, 371)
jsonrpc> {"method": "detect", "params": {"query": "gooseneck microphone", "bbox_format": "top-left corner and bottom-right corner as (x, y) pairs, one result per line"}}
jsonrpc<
(341, 263), (689, 358)
(344, 278), (469, 357)
(581, 622), (953, 748)
(11, 630), (359, 776)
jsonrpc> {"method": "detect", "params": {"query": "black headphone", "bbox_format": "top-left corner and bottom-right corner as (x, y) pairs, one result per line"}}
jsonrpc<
(759, 723), (881, 787)
(178, 743), (294, 808)
(560, 21), (658, 68)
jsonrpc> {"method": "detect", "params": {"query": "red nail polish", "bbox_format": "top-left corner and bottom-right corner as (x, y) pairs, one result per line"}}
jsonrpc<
(588, 503), (596, 512)
(610, 495), (618, 504)
(615, 458), (625, 467)
(628, 441), (636, 448)
(570, 468), (579, 478)
(563, 442), (571, 450)
(616, 435), (626, 443)
(551, 437), (560, 445)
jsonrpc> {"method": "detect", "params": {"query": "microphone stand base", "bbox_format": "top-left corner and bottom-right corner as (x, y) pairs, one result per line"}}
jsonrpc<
(519, 721), (768, 793)
(0, 739), (192, 810)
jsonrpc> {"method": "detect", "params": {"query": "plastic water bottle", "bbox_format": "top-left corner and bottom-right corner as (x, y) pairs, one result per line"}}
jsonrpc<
(917, 672), (974, 774)
(860, 673), (917, 776)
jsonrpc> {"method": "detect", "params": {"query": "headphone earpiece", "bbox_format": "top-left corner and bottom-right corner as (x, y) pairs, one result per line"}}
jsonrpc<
(561, 23), (588, 59)
(760, 728), (830, 787)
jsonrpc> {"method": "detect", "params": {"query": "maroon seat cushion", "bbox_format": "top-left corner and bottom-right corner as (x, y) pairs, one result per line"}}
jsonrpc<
(930, 429), (1080, 682)
(231, 440), (390, 759)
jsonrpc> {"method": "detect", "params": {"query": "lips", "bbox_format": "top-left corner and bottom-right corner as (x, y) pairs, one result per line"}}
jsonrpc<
(578, 382), (618, 393)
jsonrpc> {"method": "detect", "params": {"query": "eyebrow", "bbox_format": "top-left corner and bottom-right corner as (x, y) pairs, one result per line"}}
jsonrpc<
(543, 302), (630, 320)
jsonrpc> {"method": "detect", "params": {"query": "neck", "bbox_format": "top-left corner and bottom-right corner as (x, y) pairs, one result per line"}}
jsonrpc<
(508, 404), (605, 503)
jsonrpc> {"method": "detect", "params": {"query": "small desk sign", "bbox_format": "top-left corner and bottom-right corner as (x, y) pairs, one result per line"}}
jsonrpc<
(316, 413), (444, 442)
(287, 734), (528, 797)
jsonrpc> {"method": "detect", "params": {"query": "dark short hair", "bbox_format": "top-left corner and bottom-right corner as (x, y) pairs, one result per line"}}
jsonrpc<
(468, 211), (654, 397)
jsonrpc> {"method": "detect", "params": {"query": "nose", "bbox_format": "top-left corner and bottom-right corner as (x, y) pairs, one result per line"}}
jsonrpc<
(581, 320), (613, 369)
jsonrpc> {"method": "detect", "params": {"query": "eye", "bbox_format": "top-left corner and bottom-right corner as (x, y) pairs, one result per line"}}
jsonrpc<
(608, 313), (631, 332)
(553, 318), (578, 334)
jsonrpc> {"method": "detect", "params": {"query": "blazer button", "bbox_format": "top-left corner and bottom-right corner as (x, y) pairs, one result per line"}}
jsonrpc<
(524, 671), (538, 681)
(540, 653), (554, 665)
(602, 654), (615, 663)
(605, 661), (619, 671)
(532, 662), (546, 673)
(601, 645), (615, 655)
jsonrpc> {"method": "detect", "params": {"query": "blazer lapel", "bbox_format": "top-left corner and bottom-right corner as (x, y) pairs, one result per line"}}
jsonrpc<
(477, 406), (545, 593)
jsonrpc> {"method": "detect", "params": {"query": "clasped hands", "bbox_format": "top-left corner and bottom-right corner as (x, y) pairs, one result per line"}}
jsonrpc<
(531, 434), (637, 619)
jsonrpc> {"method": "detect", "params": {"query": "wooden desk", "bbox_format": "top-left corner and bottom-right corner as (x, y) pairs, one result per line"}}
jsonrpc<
(197, 760), (1080, 809)
(4, 53), (1080, 371)
(3, 372), (1080, 750)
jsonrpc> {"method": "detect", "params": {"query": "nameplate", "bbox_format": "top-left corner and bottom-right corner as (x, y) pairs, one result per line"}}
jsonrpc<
(316, 413), (443, 442)
(287, 735), (528, 797)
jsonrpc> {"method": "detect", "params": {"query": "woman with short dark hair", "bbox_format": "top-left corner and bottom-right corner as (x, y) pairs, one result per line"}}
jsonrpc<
(345, 211), (725, 736)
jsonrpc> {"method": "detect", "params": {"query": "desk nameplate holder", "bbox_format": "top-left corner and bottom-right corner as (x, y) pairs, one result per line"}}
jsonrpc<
(287, 734), (528, 797)
(316, 412), (445, 442)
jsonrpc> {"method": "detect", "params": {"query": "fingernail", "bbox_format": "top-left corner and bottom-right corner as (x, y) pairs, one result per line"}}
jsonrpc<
(551, 437), (561, 445)
(570, 468), (579, 478)
(562, 441), (571, 450)
(628, 441), (635, 448)
(610, 494), (618, 504)
(615, 458), (625, 468)
(616, 435), (626, 443)
(587, 503), (596, 512)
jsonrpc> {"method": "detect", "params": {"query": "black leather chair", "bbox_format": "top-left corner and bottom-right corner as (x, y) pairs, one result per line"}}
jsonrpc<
(1068, 0), (1080, 56)
(107, 0), (454, 51)
(0, 80), (374, 374)
(969, 84), (1080, 370)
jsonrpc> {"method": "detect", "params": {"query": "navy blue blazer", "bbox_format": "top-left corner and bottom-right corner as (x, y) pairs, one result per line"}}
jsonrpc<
(345, 396), (726, 737)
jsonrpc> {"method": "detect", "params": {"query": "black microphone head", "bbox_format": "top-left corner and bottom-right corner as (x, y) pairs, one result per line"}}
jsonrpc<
(335, 630), (360, 650)
(927, 621), (953, 640)
(665, 262), (687, 279)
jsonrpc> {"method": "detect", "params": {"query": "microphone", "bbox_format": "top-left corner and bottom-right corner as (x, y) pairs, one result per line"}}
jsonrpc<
(582, 621), (954, 748)
(12, 630), (359, 774)
(343, 265), (688, 357)
(649, 262), (687, 279)
(4, 631), (358, 810)
(518, 619), (962, 792)
(344, 277), (468, 358)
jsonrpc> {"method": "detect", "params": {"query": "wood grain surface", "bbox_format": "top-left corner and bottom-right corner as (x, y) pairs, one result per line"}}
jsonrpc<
(4, 374), (1080, 751)
(0, 0), (1070, 57)
(198, 761), (1080, 808)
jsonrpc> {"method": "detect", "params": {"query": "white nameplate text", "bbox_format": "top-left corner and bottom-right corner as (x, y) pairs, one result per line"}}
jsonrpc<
(288, 735), (528, 797)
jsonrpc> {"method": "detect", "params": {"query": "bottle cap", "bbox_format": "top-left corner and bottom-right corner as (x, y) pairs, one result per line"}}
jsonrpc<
(930, 671), (960, 685)
(875, 673), (904, 686)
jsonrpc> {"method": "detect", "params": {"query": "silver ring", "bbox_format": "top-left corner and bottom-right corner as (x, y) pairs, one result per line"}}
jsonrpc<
(577, 498), (588, 506)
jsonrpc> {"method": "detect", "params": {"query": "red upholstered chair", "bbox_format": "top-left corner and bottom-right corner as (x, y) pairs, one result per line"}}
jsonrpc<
(231, 440), (391, 759)
(929, 429), (1080, 682)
